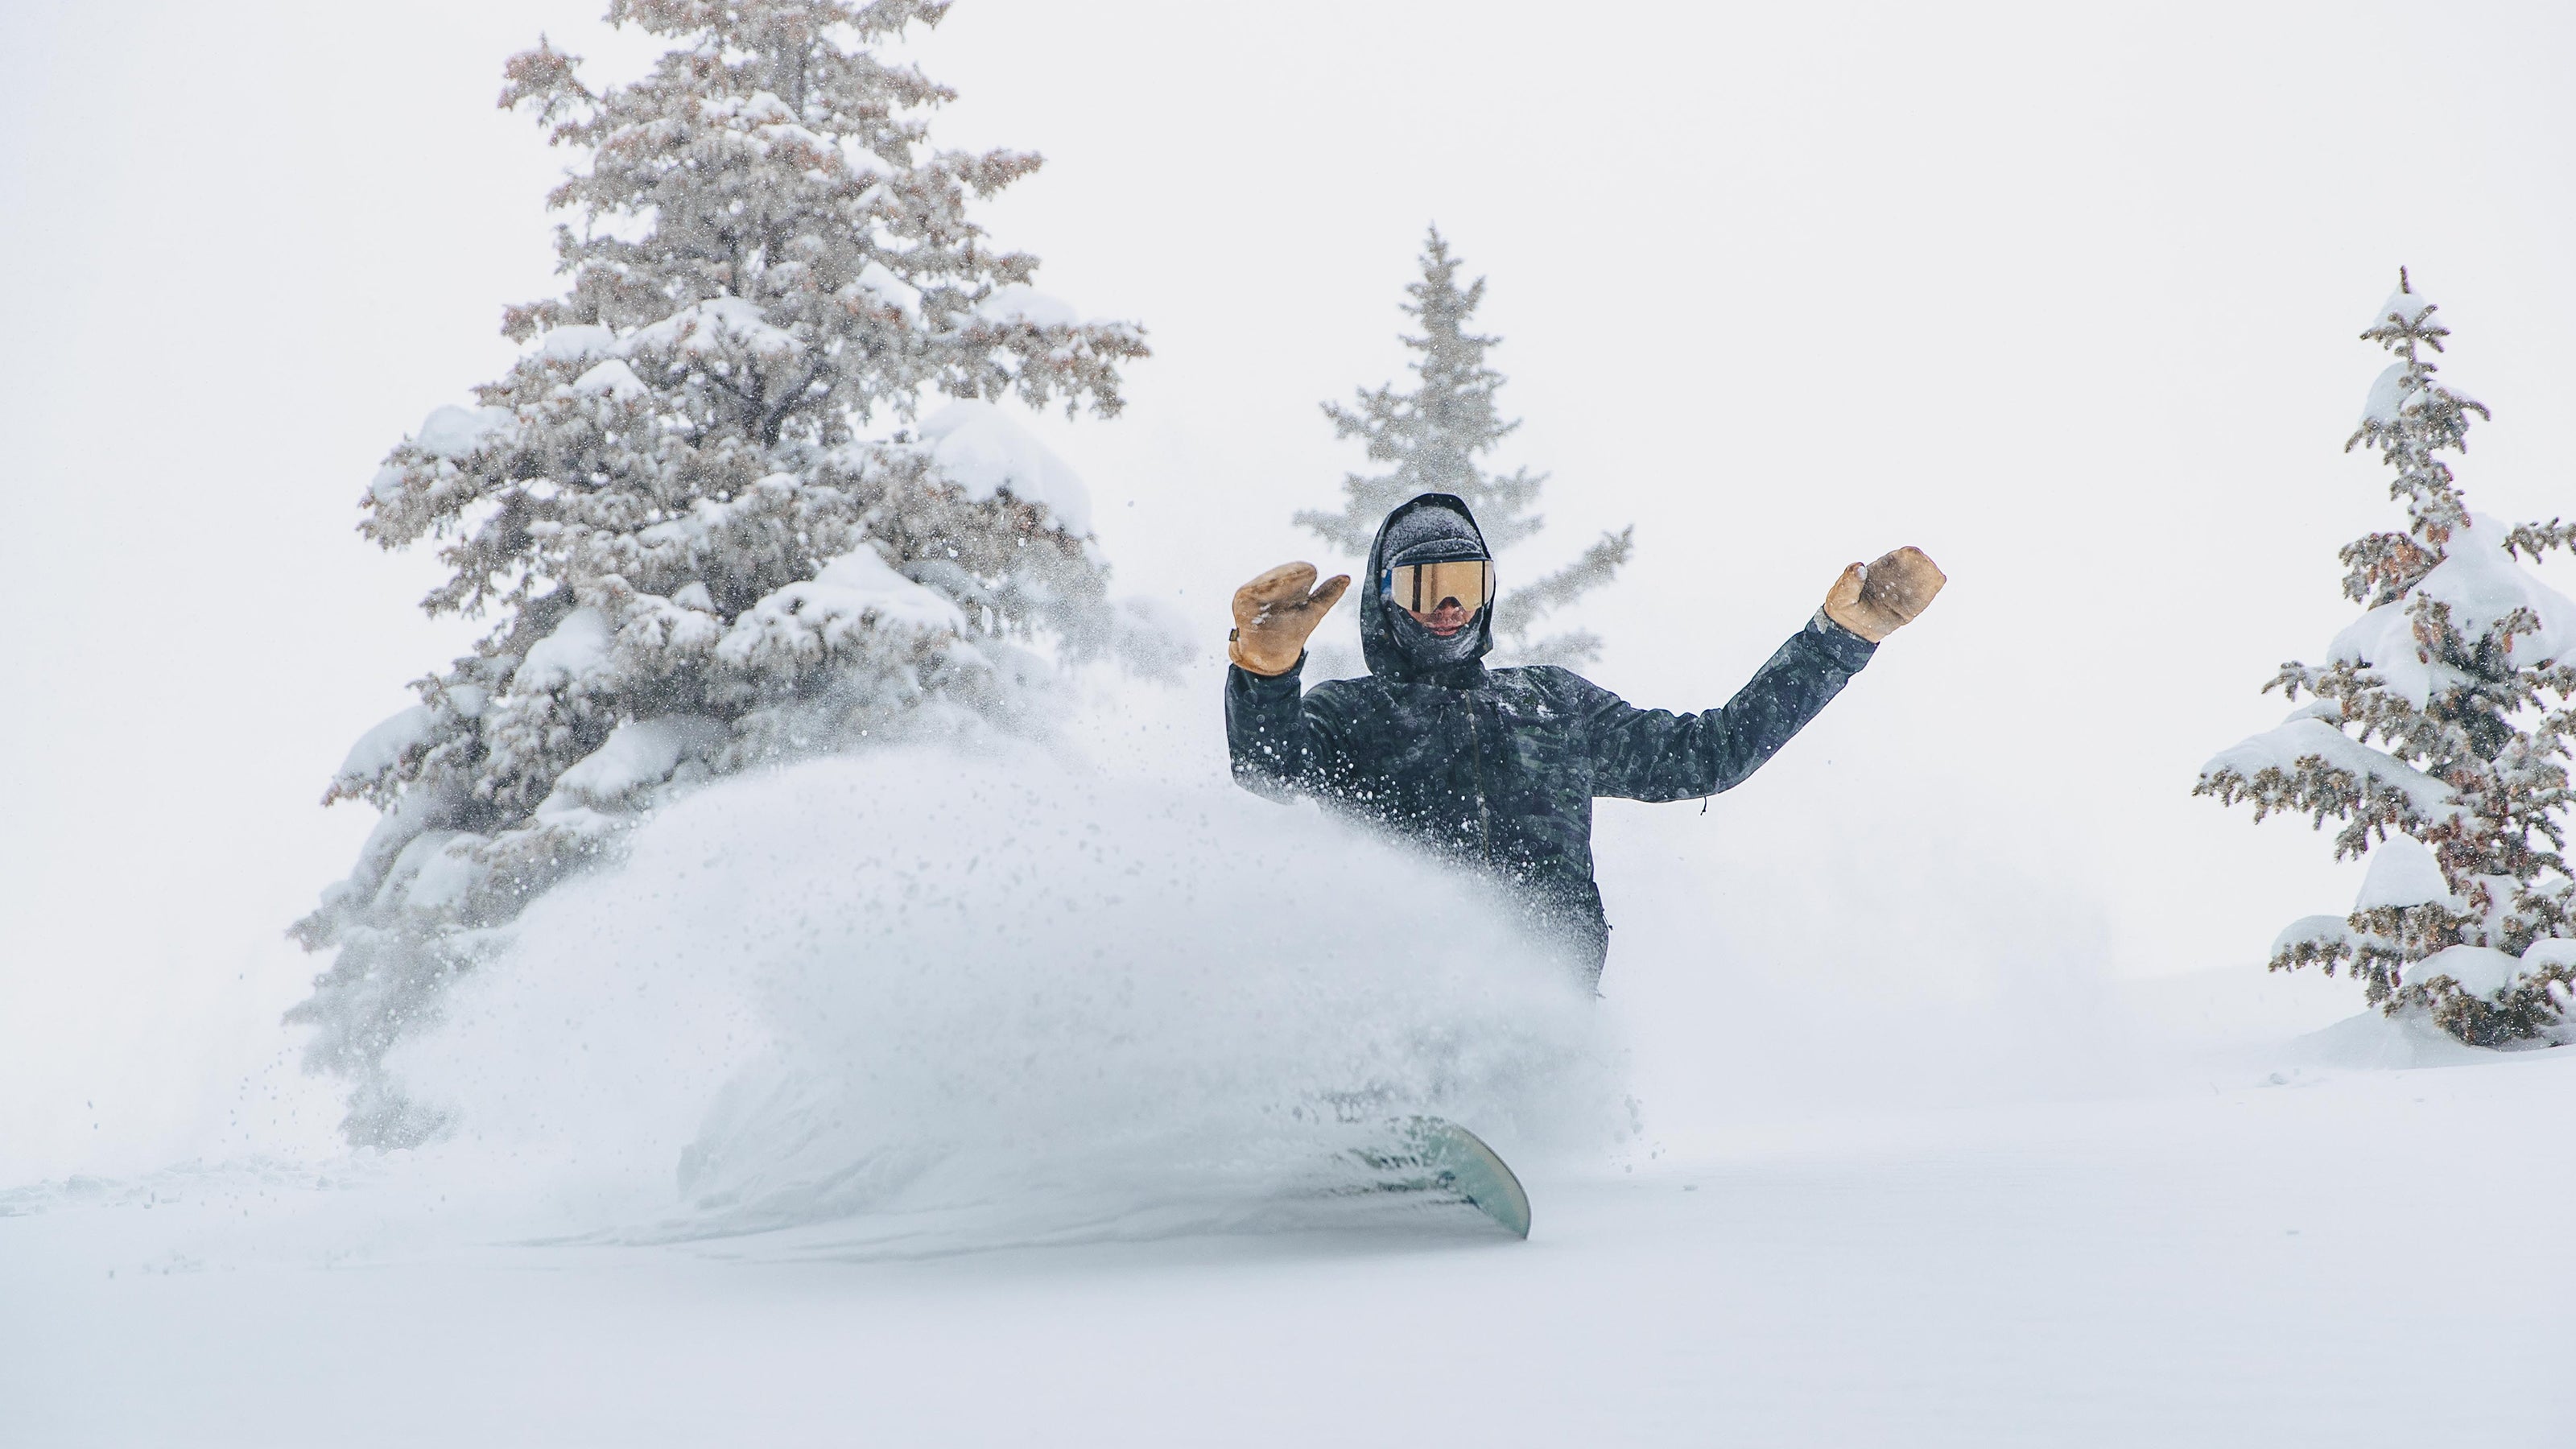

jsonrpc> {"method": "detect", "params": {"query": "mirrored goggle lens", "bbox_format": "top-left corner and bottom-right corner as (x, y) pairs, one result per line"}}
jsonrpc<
(1385, 560), (1494, 614)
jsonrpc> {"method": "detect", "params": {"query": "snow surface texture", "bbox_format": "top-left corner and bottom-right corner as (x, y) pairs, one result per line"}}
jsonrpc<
(363, 732), (1617, 1251)
(13, 1002), (2576, 1447)
(14, 675), (2576, 1445)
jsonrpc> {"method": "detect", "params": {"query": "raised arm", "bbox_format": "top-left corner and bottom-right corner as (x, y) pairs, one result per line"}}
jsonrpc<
(1221, 561), (1352, 800)
(1586, 546), (1945, 802)
(1580, 617), (1877, 802)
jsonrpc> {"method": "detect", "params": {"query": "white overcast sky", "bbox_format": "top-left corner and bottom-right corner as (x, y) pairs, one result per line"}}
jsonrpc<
(5, 0), (2574, 1170)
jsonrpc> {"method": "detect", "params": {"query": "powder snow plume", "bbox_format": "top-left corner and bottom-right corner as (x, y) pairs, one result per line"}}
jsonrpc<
(374, 700), (1627, 1255)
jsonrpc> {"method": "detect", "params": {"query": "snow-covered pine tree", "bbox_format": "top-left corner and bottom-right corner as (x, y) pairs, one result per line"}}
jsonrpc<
(2197, 271), (2576, 1046)
(292, 0), (1147, 1144)
(1296, 229), (1630, 666)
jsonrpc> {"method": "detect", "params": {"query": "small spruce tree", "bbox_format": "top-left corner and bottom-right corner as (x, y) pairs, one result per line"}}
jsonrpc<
(1297, 229), (1630, 666)
(2197, 271), (2576, 1046)
(293, 0), (1146, 1143)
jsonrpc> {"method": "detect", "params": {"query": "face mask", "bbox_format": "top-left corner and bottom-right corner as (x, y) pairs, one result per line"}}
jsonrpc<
(1389, 602), (1484, 667)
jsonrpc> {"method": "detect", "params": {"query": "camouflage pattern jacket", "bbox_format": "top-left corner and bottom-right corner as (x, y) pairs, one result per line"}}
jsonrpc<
(1224, 493), (1876, 983)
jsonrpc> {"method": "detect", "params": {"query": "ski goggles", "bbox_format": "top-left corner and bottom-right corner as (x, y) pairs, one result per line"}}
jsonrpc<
(1383, 559), (1495, 617)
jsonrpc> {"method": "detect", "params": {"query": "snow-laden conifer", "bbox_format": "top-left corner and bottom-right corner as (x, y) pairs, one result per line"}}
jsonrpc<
(2198, 272), (2576, 1045)
(1297, 229), (1629, 666)
(293, 0), (1147, 1144)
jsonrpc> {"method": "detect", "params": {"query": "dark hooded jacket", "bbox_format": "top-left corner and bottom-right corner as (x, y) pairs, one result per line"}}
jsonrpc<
(1224, 493), (1876, 984)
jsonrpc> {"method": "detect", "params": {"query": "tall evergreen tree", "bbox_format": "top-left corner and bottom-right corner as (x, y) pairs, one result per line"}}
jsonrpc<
(1297, 229), (1629, 666)
(2198, 271), (2576, 1045)
(292, 0), (1146, 1144)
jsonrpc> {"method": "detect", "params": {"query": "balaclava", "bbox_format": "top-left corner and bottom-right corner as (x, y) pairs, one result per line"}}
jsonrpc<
(1370, 496), (1492, 675)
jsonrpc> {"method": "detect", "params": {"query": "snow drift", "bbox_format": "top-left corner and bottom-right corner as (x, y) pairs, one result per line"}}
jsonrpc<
(376, 724), (1625, 1253)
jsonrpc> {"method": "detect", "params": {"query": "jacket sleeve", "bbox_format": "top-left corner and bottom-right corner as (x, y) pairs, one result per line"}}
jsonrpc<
(1224, 653), (1348, 800)
(1580, 613), (1877, 803)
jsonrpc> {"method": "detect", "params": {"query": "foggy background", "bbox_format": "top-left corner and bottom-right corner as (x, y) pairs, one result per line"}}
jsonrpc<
(6, 0), (2574, 1180)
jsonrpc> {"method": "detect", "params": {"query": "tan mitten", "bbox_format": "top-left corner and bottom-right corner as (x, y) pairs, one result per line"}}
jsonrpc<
(1229, 562), (1352, 675)
(1822, 547), (1946, 643)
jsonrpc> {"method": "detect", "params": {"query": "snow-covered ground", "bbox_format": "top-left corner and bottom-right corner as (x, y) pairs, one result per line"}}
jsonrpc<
(10, 1033), (2573, 1447)
(9, 686), (2574, 1447)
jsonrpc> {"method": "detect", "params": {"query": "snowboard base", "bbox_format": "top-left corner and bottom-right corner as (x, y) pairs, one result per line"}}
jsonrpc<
(1348, 1117), (1531, 1239)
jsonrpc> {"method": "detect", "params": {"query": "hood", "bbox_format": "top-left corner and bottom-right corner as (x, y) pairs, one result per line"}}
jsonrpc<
(1360, 492), (1496, 683)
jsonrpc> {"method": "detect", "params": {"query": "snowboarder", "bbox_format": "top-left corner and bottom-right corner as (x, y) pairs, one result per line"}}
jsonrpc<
(1224, 492), (1943, 985)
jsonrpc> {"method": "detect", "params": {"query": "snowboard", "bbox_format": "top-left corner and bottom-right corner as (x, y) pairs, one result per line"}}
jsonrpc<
(1350, 1116), (1532, 1239)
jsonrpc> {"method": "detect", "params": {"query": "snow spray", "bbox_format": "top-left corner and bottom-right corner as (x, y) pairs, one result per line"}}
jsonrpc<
(379, 726), (1625, 1253)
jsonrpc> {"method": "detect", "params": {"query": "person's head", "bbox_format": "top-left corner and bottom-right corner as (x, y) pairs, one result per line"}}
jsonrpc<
(1367, 495), (1495, 674)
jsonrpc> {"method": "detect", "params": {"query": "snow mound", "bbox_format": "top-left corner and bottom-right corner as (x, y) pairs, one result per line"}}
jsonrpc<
(2355, 836), (2457, 911)
(414, 404), (513, 460)
(547, 717), (724, 811)
(572, 359), (649, 401)
(849, 260), (919, 318)
(382, 741), (1621, 1252)
(2521, 939), (2576, 972)
(2413, 944), (2524, 995)
(805, 546), (967, 632)
(919, 399), (1093, 535)
(625, 296), (799, 357)
(2281, 1009), (2494, 1071)
(2329, 602), (2438, 706)
(526, 324), (616, 362)
(510, 607), (613, 693)
(334, 704), (436, 788)
(712, 547), (968, 679)
(976, 284), (1080, 328)
(2270, 914), (2353, 956)
(380, 829), (481, 913)
(2361, 362), (2414, 426)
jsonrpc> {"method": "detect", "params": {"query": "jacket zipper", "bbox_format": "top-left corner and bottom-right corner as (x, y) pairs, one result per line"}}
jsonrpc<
(1464, 698), (1492, 864)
